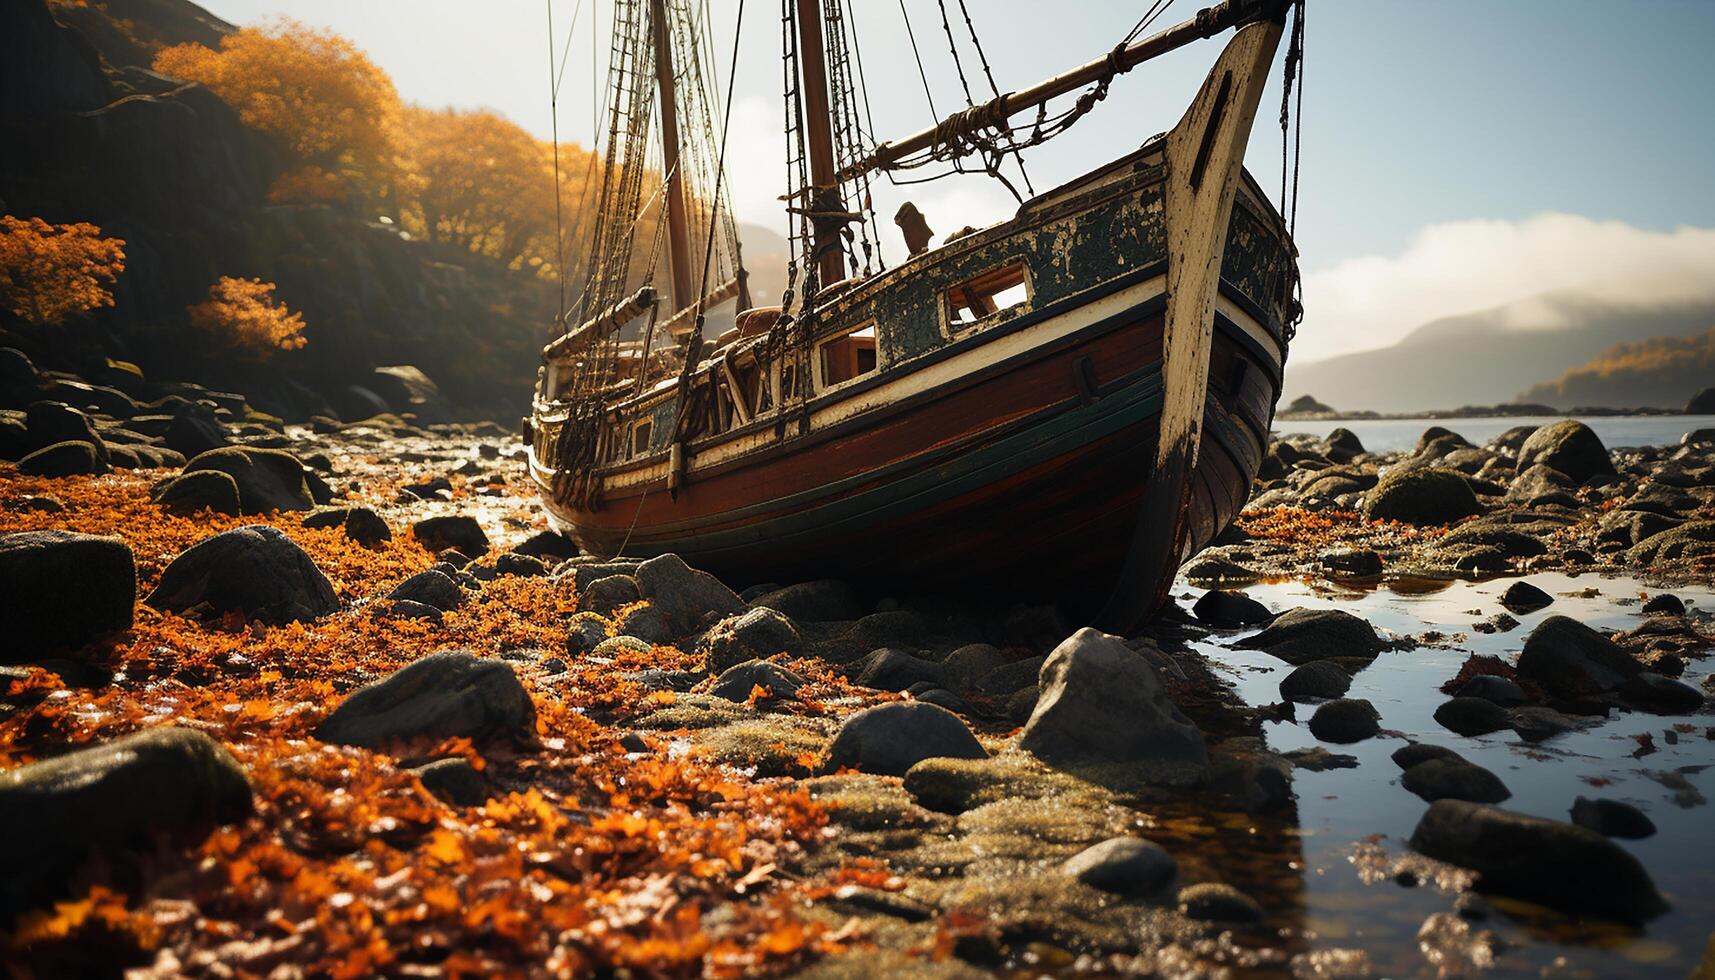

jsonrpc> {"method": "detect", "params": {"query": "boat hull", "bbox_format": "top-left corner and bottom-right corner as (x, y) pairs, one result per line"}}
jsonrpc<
(533, 269), (1281, 615)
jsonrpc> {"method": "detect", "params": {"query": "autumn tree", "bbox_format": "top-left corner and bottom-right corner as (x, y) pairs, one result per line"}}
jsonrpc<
(153, 21), (403, 206)
(187, 277), (308, 361)
(0, 216), (127, 326)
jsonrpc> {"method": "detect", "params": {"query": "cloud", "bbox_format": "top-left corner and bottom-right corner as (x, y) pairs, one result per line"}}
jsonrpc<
(1297, 214), (1715, 363)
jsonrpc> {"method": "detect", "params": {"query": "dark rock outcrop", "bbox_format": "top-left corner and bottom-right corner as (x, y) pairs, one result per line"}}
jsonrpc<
(822, 702), (986, 776)
(1408, 799), (1667, 923)
(315, 651), (535, 748)
(1515, 420), (1615, 483)
(183, 447), (314, 513)
(1364, 467), (1481, 525)
(0, 530), (135, 657)
(0, 727), (252, 914)
(146, 525), (338, 623)
(1019, 629), (1208, 786)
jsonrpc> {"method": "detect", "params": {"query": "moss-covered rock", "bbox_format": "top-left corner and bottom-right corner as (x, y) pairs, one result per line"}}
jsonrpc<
(1516, 419), (1615, 483)
(1363, 467), (1480, 525)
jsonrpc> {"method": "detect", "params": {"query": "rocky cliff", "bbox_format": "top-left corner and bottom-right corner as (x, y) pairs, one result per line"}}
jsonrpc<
(0, 0), (556, 420)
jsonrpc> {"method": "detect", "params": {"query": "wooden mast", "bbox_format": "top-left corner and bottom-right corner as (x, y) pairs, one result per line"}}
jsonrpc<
(649, 0), (696, 314)
(793, 0), (847, 286)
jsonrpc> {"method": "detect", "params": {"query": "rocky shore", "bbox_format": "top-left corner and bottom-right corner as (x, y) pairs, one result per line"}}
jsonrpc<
(0, 363), (1712, 975)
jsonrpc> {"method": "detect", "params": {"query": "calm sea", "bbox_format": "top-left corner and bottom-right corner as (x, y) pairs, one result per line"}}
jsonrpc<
(1274, 415), (1715, 454)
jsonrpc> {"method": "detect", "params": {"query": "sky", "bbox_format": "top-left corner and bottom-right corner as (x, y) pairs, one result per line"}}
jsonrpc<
(197, 0), (1715, 364)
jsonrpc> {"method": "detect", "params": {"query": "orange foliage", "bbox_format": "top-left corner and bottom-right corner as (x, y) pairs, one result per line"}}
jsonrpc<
(266, 164), (349, 206)
(0, 464), (858, 975)
(186, 276), (308, 361)
(153, 21), (402, 202)
(0, 215), (126, 326)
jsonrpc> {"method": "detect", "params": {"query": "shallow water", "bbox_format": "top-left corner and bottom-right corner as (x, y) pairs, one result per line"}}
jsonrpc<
(1185, 572), (1715, 977)
(1274, 415), (1715, 453)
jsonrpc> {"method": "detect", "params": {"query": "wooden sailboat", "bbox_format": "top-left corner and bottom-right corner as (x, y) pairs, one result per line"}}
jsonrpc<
(528, 0), (1305, 632)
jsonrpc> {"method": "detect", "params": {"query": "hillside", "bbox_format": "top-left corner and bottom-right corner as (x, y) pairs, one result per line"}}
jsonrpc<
(1517, 325), (1715, 410)
(2, 0), (625, 421)
(1281, 290), (1715, 414)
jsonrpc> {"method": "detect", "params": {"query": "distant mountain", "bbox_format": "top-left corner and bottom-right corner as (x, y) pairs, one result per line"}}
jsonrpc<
(1281, 292), (1715, 414)
(1517, 326), (1715, 410)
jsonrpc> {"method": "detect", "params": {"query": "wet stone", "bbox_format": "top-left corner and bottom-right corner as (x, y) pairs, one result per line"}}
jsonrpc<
(1062, 837), (1178, 896)
(1191, 589), (1273, 627)
(1569, 797), (1656, 839)
(1319, 548), (1384, 577)
(1177, 883), (1263, 924)
(1239, 607), (1386, 666)
(1434, 697), (1511, 736)
(1620, 672), (1705, 715)
(1400, 758), (1511, 804)
(1516, 615), (1640, 699)
(1454, 674), (1526, 706)
(1498, 580), (1553, 613)
(314, 651), (535, 749)
(1392, 743), (1465, 770)
(1279, 660), (1351, 702)
(1641, 593), (1686, 616)
(1408, 799), (1667, 924)
(1308, 698), (1381, 744)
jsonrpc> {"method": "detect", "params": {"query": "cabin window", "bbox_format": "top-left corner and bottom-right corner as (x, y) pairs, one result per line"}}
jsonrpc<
(632, 417), (654, 456)
(818, 322), (879, 388)
(945, 262), (1030, 330)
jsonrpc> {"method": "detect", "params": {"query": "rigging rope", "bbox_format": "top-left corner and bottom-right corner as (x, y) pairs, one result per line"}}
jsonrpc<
(547, 0), (567, 318)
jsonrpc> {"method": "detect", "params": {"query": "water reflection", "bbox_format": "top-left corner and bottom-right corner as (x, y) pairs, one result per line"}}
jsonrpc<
(1179, 572), (1714, 977)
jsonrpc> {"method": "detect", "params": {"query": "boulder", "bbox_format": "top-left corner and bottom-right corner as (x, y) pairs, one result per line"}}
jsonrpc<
(1516, 420), (1615, 483)
(315, 651), (535, 748)
(709, 659), (807, 702)
(0, 530), (135, 657)
(17, 440), (106, 476)
(0, 727), (251, 913)
(581, 574), (642, 615)
(1308, 698), (1381, 743)
(1434, 697), (1511, 736)
(1400, 758), (1511, 804)
(1191, 589), (1273, 627)
(1408, 800), (1667, 923)
(854, 648), (944, 692)
(164, 405), (228, 458)
(302, 506), (391, 546)
(150, 470), (241, 516)
(1498, 580), (1552, 614)
(1019, 629), (1209, 786)
(1640, 593), (1685, 616)
(1323, 427), (1365, 462)
(1629, 521), (1715, 565)
(1507, 464), (1576, 504)
(1238, 607), (1385, 666)
(388, 570), (465, 612)
(749, 579), (867, 622)
(1507, 705), (1585, 743)
(1278, 660), (1351, 702)
(146, 525), (339, 624)
(1569, 797), (1656, 840)
(1454, 674), (1527, 706)
(512, 531), (579, 562)
(24, 401), (104, 457)
(1062, 837), (1178, 896)
(1686, 387), (1715, 415)
(412, 514), (490, 555)
(1620, 672), (1705, 714)
(822, 701), (987, 776)
(1391, 743), (1464, 770)
(1364, 467), (1481, 525)
(1319, 548), (1384, 577)
(1516, 616), (1640, 698)
(495, 553), (549, 578)
(700, 607), (801, 674)
(941, 643), (1011, 688)
(184, 447), (314, 513)
(409, 757), (488, 807)
(973, 655), (1045, 696)
(613, 602), (672, 644)
(637, 553), (745, 634)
